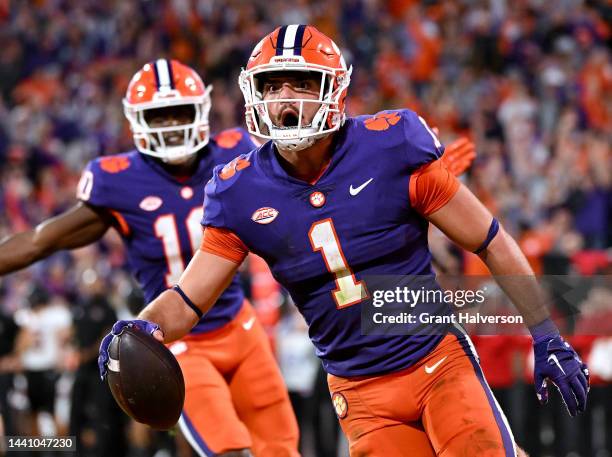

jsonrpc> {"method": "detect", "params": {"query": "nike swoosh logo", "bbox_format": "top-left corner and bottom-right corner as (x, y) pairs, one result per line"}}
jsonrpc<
(548, 354), (566, 375)
(349, 178), (374, 196)
(242, 317), (256, 331)
(425, 356), (447, 374)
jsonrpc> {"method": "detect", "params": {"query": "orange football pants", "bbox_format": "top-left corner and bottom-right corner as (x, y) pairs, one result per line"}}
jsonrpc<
(327, 327), (517, 456)
(170, 301), (299, 456)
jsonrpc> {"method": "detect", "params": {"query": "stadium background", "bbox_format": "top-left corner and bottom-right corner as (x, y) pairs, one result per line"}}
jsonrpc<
(0, 0), (610, 456)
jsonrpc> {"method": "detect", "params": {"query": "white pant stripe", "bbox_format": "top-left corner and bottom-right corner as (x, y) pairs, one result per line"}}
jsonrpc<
(178, 414), (209, 457)
(453, 324), (518, 457)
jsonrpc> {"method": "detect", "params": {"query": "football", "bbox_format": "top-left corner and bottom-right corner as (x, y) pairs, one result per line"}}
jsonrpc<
(106, 327), (185, 430)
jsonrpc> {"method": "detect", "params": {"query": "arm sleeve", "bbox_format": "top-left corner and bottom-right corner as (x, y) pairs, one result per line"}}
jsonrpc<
(200, 227), (249, 264)
(409, 159), (460, 216)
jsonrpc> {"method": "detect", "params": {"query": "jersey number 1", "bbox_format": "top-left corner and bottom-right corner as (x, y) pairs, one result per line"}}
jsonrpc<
(154, 207), (204, 286)
(309, 219), (368, 308)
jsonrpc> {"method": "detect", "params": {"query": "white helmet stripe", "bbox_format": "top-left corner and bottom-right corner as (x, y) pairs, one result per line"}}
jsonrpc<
(282, 24), (300, 56)
(155, 59), (172, 90)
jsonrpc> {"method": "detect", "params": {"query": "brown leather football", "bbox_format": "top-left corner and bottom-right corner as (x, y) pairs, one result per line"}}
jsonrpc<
(106, 327), (184, 430)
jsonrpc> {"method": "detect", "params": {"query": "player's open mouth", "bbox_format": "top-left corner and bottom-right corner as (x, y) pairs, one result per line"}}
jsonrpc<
(163, 133), (183, 145)
(280, 110), (300, 128)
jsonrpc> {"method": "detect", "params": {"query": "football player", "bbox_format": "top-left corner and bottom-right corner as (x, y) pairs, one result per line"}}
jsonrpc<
(0, 60), (300, 457)
(106, 27), (585, 455)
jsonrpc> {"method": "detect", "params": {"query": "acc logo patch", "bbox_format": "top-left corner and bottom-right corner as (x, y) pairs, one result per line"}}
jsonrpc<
(215, 128), (243, 149)
(364, 112), (401, 131)
(139, 196), (163, 211)
(332, 392), (348, 419)
(100, 156), (131, 173)
(251, 207), (279, 224)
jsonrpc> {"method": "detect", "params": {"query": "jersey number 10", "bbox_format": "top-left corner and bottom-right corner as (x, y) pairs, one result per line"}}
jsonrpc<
(154, 207), (204, 286)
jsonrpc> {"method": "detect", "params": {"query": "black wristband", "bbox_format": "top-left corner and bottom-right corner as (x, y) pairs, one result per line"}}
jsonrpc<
(172, 284), (203, 319)
(473, 218), (500, 254)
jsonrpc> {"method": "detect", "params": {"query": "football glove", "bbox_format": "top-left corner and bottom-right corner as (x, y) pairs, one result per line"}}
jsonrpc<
(533, 334), (589, 416)
(98, 319), (160, 380)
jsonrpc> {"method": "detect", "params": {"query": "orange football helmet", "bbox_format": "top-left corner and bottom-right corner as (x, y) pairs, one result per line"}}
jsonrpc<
(123, 59), (212, 163)
(239, 25), (352, 151)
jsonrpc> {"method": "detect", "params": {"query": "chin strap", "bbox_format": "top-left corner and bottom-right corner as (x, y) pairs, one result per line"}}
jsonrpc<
(274, 136), (317, 152)
(274, 131), (332, 152)
(161, 150), (198, 165)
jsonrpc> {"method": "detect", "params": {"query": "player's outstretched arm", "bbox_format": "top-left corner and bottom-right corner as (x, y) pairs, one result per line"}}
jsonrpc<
(427, 184), (589, 416)
(0, 202), (111, 275)
(138, 250), (240, 343)
(98, 249), (239, 380)
(427, 185), (548, 325)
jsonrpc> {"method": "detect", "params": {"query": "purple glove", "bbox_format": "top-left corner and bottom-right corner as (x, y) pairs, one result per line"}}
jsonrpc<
(98, 319), (160, 380)
(532, 323), (589, 417)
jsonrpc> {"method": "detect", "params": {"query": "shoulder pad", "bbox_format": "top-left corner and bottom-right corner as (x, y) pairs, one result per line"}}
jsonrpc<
(361, 110), (403, 131)
(353, 109), (444, 170)
(76, 152), (135, 205)
(96, 154), (133, 174)
(210, 152), (254, 191)
(203, 152), (252, 230)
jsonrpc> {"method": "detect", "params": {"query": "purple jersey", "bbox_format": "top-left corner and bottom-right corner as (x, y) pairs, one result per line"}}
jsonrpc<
(78, 128), (254, 333)
(203, 110), (454, 377)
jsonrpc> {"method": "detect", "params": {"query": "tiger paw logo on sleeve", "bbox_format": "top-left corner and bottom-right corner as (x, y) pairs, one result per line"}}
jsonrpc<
(364, 112), (401, 131)
(215, 129), (243, 149)
(219, 156), (251, 180)
(100, 156), (131, 173)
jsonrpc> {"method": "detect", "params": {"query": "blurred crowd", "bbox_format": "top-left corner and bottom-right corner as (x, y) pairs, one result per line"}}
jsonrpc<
(0, 0), (610, 456)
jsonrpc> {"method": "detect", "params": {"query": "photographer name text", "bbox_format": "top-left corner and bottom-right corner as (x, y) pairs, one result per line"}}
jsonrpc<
(372, 312), (524, 325)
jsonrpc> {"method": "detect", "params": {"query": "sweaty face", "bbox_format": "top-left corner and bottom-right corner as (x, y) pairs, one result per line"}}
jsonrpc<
(143, 104), (196, 146)
(259, 71), (322, 129)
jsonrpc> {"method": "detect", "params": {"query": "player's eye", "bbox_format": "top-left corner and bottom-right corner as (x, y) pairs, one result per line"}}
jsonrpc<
(263, 82), (282, 94)
(296, 80), (313, 90)
(146, 116), (164, 126)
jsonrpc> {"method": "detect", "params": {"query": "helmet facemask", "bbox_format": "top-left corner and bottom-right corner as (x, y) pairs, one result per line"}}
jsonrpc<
(123, 86), (212, 164)
(240, 62), (352, 152)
